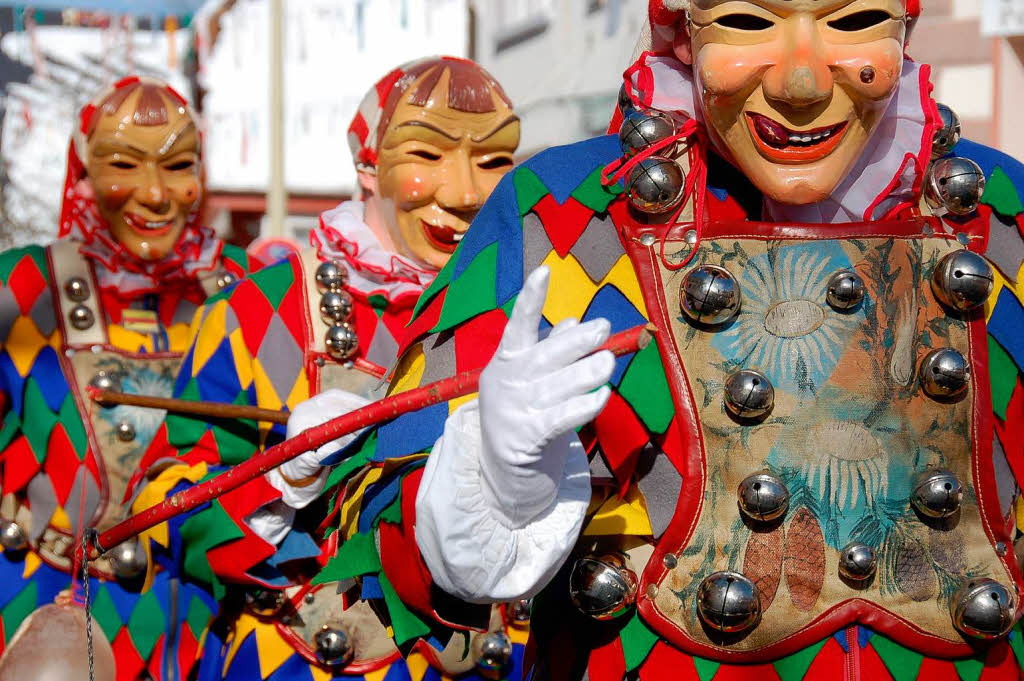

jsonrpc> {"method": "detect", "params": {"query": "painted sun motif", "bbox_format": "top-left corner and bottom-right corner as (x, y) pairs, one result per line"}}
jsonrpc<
(98, 367), (173, 447)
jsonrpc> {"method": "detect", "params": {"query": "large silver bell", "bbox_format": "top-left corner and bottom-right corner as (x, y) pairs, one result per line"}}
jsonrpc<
(724, 370), (774, 420)
(826, 270), (865, 311)
(0, 519), (27, 551)
(245, 588), (287, 616)
(919, 348), (970, 400)
(933, 104), (962, 159)
(314, 624), (354, 666)
(737, 471), (789, 523)
(696, 571), (762, 634)
(619, 110), (676, 157)
(924, 157), (986, 216)
(64, 276), (90, 302)
(315, 260), (349, 293)
(931, 250), (994, 311)
(509, 598), (532, 623)
(319, 290), (354, 325)
(325, 324), (359, 360)
(568, 553), (638, 620)
(911, 468), (964, 519)
(838, 542), (877, 582)
(951, 579), (1015, 639)
(0, 602), (116, 681)
(69, 305), (95, 330)
(626, 156), (685, 214)
(618, 83), (639, 117)
(680, 265), (742, 325)
(106, 538), (147, 580)
(88, 371), (121, 393)
(471, 631), (513, 672)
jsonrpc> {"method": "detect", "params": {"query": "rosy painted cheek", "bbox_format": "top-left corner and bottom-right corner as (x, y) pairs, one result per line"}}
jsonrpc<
(95, 182), (134, 210)
(696, 43), (773, 98)
(387, 167), (438, 206)
(831, 40), (904, 100)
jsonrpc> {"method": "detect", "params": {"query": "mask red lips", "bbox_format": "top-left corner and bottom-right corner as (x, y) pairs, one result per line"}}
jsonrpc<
(124, 212), (175, 237)
(421, 220), (466, 254)
(746, 113), (849, 164)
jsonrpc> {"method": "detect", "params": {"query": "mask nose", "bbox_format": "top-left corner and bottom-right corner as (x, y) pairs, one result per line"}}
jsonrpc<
(762, 17), (834, 108)
(435, 149), (484, 212)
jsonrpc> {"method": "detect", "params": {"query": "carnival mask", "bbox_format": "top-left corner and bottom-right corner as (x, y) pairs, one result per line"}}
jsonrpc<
(85, 84), (201, 261)
(679, 0), (907, 205)
(367, 64), (520, 270)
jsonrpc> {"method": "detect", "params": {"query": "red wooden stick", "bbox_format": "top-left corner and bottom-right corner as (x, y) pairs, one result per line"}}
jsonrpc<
(89, 324), (654, 558)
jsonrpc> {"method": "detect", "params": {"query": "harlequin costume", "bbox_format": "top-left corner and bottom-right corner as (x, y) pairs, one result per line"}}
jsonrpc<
(0, 77), (258, 681)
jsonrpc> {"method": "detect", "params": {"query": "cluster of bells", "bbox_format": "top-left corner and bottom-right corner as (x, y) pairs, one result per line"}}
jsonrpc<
(616, 86), (688, 215)
(925, 104), (987, 216)
(0, 518), (148, 581)
(315, 261), (360, 361)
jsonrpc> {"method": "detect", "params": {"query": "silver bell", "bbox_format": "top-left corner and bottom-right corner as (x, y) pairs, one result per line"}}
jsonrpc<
(951, 579), (1015, 639)
(217, 272), (238, 290)
(911, 468), (964, 519)
(568, 553), (639, 620)
(319, 290), (354, 325)
(88, 371), (121, 393)
(619, 110), (676, 157)
(115, 422), (136, 443)
(724, 370), (774, 420)
(64, 276), (90, 302)
(838, 542), (877, 582)
(618, 83), (639, 117)
(107, 538), (147, 580)
(924, 157), (986, 216)
(324, 324), (359, 360)
(471, 630), (513, 672)
(245, 588), (287, 616)
(826, 270), (866, 311)
(314, 624), (354, 666)
(0, 519), (27, 551)
(69, 305), (95, 330)
(737, 471), (789, 523)
(315, 260), (348, 293)
(931, 250), (994, 311)
(696, 571), (762, 634)
(509, 598), (532, 623)
(626, 156), (685, 214)
(679, 265), (742, 325)
(919, 348), (970, 400)
(932, 104), (962, 159)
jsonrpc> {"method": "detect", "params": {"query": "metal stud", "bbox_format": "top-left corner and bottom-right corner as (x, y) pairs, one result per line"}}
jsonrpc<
(319, 290), (354, 325)
(924, 157), (986, 216)
(919, 348), (970, 400)
(696, 571), (762, 634)
(931, 250), (994, 311)
(217, 272), (238, 290)
(325, 324), (359, 360)
(69, 305), (95, 330)
(932, 104), (962, 159)
(639, 233), (656, 247)
(509, 598), (532, 623)
(737, 471), (789, 523)
(115, 422), (136, 443)
(951, 578), (1015, 639)
(64, 276), (90, 302)
(724, 370), (774, 420)
(245, 589), (287, 616)
(826, 270), (866, 311)
(106, 538), (147, 580)
(626, 156), (685, 214)
(568, 553), (639, 620)
(679, 265), (742, 325)
(911, 468), (964, 519)
(619, 110), (676, 157)
(838, 543), (877, 581)
(314, 625), (354, 666)
(88, 371), (121, 393)
(618, 83), (639, 117)
(471, 631), (513, 672)
(0, 519), (27, 551)
(315, 261), (349, 293)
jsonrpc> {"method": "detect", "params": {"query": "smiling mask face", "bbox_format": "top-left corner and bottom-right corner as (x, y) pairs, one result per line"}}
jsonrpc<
(85, 85), (201, 261)
(681, 0), (907, 205)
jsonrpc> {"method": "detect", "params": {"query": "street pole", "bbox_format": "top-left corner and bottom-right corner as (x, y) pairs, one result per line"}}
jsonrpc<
(267, 0), (286, 237)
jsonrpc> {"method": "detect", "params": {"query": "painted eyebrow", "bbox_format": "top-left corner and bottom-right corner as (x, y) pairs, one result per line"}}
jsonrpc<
(159, 120), (198, 157)
(472, 115), (521, 143)
(396, 120), (461, 142)
(93, 140), (149, 156)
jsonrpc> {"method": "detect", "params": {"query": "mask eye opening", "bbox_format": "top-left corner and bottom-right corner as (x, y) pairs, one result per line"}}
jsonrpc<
(713, 13), (774, 31)
(827, 10), (893, 32)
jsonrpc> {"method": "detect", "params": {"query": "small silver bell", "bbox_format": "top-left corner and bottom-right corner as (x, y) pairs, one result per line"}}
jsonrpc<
(325, 324), (359, 360)
(696, 571), (762, 634)
(679, 265), (742, 325)
(107, 538), (148, 580)
(932, 104), (962, 159)
(568, 553), (638, 620)
(244, 588), (287, 616)
(931, 250), (994, 312)
(924, 157), (986, 216)
(951, 579), (1015, 639)
(509, 598), (532, 623)
(911, 468), (964, 519)
(315, 261), (348, 293)
(88, 371), (121, 393)
(737, 471), (789, 523)
(314, 625), (354, 666)
(724, 370), (774, 420)
(0, 519), (27, 551)
(217, 272), (238, 290)
(838, 543), (877, 582)
(826, 270), (866, 311)
(471, 631), (513, 672)
(919, 348), (970, 400)
(64, 276), (90, 302)
(69, 305), (95, 330)
(115, 422), (136, 443)
(618, 83), (639, 117)
(619, 110), (676, 157)
(319, 290), (354, 325)
(626, 156), (685, 214)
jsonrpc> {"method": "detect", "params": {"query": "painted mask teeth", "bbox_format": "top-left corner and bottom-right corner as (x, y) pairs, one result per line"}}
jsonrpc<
(787, 129), (836, 146)
(453, 233), (464, 242)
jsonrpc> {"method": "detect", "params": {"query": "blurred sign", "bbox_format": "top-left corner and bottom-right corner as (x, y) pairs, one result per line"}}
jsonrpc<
(982, 0), (1024, 37)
